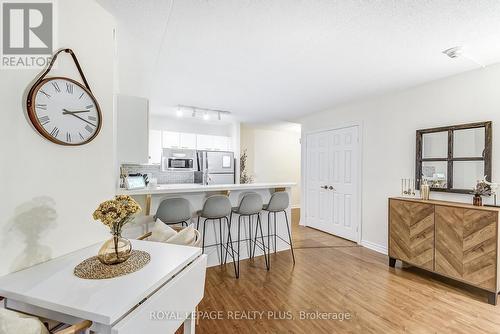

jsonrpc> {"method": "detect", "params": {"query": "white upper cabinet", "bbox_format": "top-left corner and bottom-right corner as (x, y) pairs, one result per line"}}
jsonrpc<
(213, 136), (231, 151)
(196, 135), (231, 151)
(179, 133), (197, 149)
(196, 134), (214, 150)
(162, 131), (180, 148)
(117, 95), (149, 164)
(159, 131), (232, 151)
(148, 130), (162, 164)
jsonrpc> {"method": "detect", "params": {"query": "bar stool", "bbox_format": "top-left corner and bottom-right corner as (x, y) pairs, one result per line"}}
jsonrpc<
(262, 191), (295, 267)
(196, 195), (236, 270)
(225, 192), (269, 278)
(154, 198), (192, 226)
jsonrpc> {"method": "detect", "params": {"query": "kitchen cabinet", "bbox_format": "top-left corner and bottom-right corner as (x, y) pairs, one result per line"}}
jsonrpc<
(117, 95), (149, 164)
(162, 131), (180, 148)
(148, 130), (162, 164)
(196, 134), (213, 150)
(196, 135), (231, 151)
(162, 132), (197, 149)
(213, 135), (231, 151)
(160, 131), (232, 151)
(179, 133), (197, 149)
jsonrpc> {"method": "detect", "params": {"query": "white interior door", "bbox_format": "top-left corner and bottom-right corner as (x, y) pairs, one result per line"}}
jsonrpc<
(305, 126), (360, 242)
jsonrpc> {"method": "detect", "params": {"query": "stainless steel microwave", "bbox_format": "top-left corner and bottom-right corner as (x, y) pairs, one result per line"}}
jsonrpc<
(162, 148), (198, 171)
(167, 158), (194, 169)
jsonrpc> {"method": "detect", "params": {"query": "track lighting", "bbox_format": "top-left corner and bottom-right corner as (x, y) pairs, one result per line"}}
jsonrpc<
(176, 106), (183, 118)
(177, 105), (231, 121)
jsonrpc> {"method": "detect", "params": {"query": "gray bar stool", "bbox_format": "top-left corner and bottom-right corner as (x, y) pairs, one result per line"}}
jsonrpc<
(154, 198), (192, 226)
(224, 192), (269, 278)
(196, 195), (236, 270)
(262, 191), (295, 267)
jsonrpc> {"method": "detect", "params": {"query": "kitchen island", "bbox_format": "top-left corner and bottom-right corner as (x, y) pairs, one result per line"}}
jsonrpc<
(118, 182), (296, 267)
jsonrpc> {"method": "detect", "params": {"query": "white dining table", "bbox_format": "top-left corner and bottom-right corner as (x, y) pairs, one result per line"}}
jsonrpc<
(0, 240), (207, 334)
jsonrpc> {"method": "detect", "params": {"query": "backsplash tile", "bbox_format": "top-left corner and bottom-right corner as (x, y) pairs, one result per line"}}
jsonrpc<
(121, 164), (194, 184)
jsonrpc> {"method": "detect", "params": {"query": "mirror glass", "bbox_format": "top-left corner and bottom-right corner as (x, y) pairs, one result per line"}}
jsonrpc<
(422, 132), (448, 158)
(417, 122), (491, 194)
(422, 161), (447, 189)
(453, 161), (485, 190)
(453, 128), (485, 158)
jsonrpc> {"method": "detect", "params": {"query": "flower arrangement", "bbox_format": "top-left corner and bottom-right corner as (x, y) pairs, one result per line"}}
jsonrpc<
(471, 178), (492, 207)
(240, 149), (254, 184)
(93, 195), (142, 265)
(93, 195), (142, 234)
(471, 179), (492, 197)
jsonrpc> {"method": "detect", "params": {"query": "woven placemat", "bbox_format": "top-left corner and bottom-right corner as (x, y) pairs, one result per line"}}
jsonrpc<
(74, 250), (151, 280)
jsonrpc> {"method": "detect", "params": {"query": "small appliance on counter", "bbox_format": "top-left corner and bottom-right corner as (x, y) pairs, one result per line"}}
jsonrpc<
(162, 148), (198, 171)
(125, 174), (147, 190)
(196, 150), (235, 185)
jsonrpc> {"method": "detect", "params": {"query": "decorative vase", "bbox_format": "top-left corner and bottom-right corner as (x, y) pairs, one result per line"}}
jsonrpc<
(420, 183), (430, 200)
(98, 232), (132, 265)
(473, 194), (483, 207)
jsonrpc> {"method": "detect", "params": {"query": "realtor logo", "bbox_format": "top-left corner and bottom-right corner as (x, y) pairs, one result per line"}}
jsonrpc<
(1, 0), (55, 68)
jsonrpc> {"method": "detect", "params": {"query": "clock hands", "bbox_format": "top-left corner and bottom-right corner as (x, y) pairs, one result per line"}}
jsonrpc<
(62, 110), (96, 127)
(62, 109), (91, 114)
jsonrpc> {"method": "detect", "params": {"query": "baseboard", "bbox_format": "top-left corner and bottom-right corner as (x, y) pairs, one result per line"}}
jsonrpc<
(360, 240), (388, 255)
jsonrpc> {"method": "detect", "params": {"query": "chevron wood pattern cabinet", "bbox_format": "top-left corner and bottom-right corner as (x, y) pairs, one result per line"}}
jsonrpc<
(389, 200), (434, 270)
(388, 197), (500, 305)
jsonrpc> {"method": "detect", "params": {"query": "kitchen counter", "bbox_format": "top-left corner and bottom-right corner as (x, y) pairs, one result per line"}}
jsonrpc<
(119, 182), (296, 267)
(117, 182), (296, 196)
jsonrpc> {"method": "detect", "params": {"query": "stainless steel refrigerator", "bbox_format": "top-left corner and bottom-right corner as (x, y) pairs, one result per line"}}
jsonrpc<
(196, 151), (235, 185)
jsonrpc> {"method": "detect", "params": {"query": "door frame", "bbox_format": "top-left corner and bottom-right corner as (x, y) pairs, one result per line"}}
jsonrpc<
(300, 120), (364, 244)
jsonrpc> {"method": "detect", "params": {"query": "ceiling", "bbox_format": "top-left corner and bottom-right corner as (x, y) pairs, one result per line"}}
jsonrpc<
(97, 0), (500, 122)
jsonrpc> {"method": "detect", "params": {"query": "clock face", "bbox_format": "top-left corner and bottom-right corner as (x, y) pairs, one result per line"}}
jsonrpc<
(28, 77), (102, 145)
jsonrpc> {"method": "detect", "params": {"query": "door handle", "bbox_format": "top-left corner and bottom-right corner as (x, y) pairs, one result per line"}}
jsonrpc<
(321, 185), (328, 189)
(329, 186), (335, 191)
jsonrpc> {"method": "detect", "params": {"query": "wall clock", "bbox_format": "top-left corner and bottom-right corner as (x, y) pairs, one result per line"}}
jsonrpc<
(26, 49), (102, 146)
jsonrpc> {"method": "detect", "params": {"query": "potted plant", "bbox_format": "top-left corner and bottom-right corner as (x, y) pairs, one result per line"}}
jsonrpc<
(471, 180), (492, 206)
(93, 195), (142, 265)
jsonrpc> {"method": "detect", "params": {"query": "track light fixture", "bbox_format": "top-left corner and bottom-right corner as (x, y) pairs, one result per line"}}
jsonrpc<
(177, 105), (231, 121)
(176, 106), (183, 117)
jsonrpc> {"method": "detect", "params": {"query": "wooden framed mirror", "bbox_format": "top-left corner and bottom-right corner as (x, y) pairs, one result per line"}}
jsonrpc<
(415, 121), (492, 194)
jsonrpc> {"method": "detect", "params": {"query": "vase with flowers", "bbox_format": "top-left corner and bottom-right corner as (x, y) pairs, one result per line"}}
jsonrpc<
(471, 179), (492, 207)
(93, 195), (142, 265)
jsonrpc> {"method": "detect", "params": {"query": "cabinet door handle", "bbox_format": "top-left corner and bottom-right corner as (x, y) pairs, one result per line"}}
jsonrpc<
(321, 185), (328, 189)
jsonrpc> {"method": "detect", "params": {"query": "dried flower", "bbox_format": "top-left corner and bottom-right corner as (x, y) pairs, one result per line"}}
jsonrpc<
(240, 149), (254, 184)
(471, 180), (492, 197)
(93, 195), (141, 234)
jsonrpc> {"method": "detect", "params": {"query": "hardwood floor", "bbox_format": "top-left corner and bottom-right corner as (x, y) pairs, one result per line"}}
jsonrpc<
(194, 209), (500, 333)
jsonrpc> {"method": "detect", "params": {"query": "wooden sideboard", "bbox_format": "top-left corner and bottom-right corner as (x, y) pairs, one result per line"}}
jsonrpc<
(388, 197), (500, 305)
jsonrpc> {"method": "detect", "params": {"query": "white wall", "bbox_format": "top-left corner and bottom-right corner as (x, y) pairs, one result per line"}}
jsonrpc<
(299, 64), (500, 252)
(240, 124), (301, 207)
(0, 0), (116, 276)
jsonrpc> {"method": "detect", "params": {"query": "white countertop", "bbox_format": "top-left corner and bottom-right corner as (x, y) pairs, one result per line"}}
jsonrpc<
(0, 240), (201, 325)
(117, 182), (296, 196)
